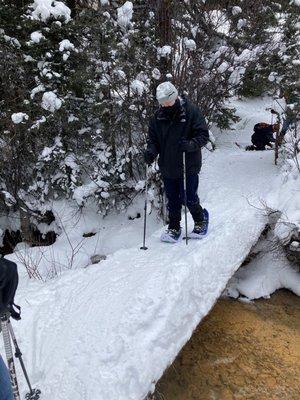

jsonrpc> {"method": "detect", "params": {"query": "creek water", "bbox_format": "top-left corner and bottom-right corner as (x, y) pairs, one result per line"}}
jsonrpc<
(153, 290), (300, 400)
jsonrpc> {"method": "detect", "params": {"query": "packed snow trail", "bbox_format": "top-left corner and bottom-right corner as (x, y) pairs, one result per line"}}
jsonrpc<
(4, 99), (280, 400)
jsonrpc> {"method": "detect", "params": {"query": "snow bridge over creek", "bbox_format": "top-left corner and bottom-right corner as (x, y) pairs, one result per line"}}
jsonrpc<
(7, 100), (281, 400)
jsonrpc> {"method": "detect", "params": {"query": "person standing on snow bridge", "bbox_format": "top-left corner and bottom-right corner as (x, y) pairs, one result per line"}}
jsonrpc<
(144, 82), (209, 243)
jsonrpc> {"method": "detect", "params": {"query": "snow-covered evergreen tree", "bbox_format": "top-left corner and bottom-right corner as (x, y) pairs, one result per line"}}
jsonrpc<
(0, 0), (299, 245)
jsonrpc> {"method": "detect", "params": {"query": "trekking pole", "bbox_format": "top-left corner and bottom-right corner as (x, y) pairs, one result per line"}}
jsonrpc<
(8, 320), (41, 400)
(183, 152), (188, 245)
(140, 165), (149, 250)
(0, 313), (21, 400)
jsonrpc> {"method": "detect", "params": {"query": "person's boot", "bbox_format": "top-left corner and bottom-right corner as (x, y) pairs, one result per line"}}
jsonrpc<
(190, 208), (209, 238)
(161, 213), (181, 243)
(161, 227), (182, 242)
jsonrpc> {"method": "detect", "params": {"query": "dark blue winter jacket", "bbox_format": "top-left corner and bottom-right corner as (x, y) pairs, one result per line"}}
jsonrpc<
(0, 257), (19, 316)
(147, 97), (209, 179)
(251, 123), (275, 148)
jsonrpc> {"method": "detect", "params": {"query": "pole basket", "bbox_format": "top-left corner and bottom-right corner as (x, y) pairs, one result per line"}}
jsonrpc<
(25, 389), (41, 400)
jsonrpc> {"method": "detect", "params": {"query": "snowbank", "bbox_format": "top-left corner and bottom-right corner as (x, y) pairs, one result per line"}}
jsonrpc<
(267, 151), (300, 234)
(225, 242), (300, 300)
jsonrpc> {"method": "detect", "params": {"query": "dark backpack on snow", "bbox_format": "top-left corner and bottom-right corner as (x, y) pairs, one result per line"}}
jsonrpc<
(0, 257), (20, 319)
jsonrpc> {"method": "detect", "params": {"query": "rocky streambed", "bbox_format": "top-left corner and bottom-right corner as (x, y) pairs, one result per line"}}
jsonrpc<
(153, 290), (300, 400)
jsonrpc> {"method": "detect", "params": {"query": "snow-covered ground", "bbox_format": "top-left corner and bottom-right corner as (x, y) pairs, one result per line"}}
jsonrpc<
(2, 98), (292, 400)
(224, 232), (300, 300)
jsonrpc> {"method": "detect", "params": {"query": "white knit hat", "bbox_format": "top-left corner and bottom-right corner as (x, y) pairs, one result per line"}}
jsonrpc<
(156, 82), (178, 104)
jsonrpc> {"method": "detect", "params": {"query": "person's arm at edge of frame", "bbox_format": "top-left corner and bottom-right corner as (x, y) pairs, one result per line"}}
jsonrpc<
(144, 117), (159, 165)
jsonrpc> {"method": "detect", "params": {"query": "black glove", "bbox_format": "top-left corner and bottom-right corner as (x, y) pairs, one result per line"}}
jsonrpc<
(180, 139), (196, 152)
(144, 150), (155, 166)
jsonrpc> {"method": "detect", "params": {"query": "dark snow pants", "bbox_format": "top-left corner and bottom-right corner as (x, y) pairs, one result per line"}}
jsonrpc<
(251, 134), (274, 150)
(0, 355), (13, 400)
(163, 174), (204, 230)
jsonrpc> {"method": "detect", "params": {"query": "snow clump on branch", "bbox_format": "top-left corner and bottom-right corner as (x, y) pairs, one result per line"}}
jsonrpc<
(30, 0), (71, 23)
(232, 6), (242, 15)
(184, 38), (196, 51)
(130, 80), (145, 96)
(11, 113), (29, 124)
(157, 45), (172, 58)
(117, 1), (133, 28)
(30, 31), (45, 43)
(41, 92), (62, 112)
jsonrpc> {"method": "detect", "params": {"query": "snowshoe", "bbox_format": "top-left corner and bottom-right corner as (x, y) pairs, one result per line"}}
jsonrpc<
(188, 209), (209, 239)
(235, 142), (254, 151)
(161, 228), (182, 243)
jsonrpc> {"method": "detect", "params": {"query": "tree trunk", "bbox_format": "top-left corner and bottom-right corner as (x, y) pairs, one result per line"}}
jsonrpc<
(19, 208), (34, 244)
(156, 0), (173, 80)
(66, 0), (77, 17)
